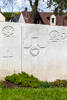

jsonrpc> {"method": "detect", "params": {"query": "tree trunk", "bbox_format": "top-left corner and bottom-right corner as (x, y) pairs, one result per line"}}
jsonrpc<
(29, 0), (39, 23)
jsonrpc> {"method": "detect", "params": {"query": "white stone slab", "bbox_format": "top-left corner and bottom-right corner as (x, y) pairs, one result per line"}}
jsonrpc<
(0, 22), (21, 78)
(22, 24), (67, 81)
(0, 22), (67, 81)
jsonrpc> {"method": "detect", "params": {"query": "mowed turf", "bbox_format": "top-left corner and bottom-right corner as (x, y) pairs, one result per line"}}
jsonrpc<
(0, 88), (67, 100)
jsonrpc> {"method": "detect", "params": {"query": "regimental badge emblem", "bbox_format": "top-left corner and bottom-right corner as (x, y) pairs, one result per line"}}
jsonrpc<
(2, 26), (14, 37)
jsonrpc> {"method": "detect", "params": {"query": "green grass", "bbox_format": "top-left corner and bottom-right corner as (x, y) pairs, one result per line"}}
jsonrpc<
(0, 88), (67, 100)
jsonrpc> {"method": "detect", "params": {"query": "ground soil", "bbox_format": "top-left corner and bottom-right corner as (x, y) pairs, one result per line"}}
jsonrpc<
(3, 81), (22, 88)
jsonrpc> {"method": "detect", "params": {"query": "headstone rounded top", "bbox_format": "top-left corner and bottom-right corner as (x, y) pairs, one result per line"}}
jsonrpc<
(50, 14), (56, 26)
(51, 15), (56, 18)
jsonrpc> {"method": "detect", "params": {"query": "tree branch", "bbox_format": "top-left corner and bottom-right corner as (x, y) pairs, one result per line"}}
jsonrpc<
(29, 0), (32, 7)
(34, 0), (39, 8)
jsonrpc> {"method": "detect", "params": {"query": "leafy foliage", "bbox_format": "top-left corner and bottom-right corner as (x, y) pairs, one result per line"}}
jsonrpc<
(40, 80), (67, 88)
(51, 80), (67, 87)
(5, 72), (41, 88)
(40, 81), (52, 88)
(0, 81), (4, 88)
(2, 12), (12, 21)
(5, 72), (67, 88)
(48, 0), (67, 13)
(2, 12), (20, 21)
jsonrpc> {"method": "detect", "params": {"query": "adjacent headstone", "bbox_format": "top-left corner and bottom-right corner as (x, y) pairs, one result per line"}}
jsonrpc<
(50, 15), (56, 26)
(0, 22), (21, 78)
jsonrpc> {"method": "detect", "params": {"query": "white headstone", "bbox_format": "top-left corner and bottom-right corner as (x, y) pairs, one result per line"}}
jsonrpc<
(0, 22), (21, 79)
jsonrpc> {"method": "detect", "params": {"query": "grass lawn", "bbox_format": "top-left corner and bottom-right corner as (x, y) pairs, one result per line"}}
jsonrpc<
(0, 88), (67, 100)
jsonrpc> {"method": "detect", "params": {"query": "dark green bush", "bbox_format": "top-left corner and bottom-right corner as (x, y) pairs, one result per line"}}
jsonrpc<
(5, 72), (41, 88)
(40, 81), (52, 88)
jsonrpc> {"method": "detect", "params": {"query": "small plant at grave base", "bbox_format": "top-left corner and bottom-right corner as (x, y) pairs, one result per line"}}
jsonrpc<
(5, 72), (67, 88)
(40, 81), (52, 88)
(41, 80), (67, 88)
(51, 80), (67, 87)
(40, 80), (67, 88)
(0, 81), (4, 88)
(5, 72), (41, 88)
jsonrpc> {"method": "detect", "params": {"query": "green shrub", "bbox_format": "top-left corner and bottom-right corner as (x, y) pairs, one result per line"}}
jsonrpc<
(5, 72), (41, 88)
(5, 72), (67, 88)
(0, 81), (4, 88)
(40, 80), (67, 88)
(51, 80), (67, 87)
(40, 81), (52, 88)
